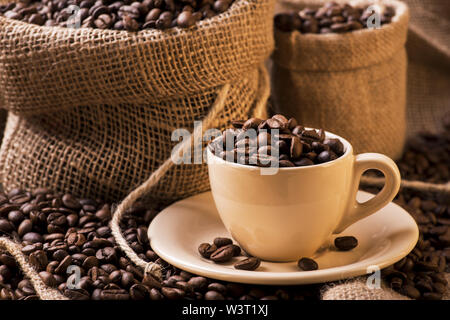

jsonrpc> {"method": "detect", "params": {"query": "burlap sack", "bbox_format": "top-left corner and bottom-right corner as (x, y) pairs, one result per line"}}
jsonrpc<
(271, 0), (409, 160)
(0, 0), (275, 203)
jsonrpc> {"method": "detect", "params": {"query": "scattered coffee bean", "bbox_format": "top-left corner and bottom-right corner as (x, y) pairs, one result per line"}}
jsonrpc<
(298, 258), (318, 271)
(234, 257), (261, 271)
(334, 236), (358, 251)
(210, 245), (235, 263)
(213, 237), (233, 248)
(198, 243), (217, 259)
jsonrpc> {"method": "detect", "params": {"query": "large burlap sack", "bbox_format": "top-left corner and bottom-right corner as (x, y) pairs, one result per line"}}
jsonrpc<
(0, 0), (275, 203)
(271, 0), (409, 160)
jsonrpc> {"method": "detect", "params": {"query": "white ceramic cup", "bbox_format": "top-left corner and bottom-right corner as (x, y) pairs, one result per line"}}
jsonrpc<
(207, 130), (401, 262)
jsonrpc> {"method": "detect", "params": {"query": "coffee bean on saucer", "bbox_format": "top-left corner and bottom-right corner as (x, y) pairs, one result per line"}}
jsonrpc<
(230, 244), (241, 257)
(210, 245), (234, 263)
(234, 257), (261, 271)
(334, 236), (358, 251)
(297, 258), (318, 271)
(198, 243), (217, 259)
(213, 237), (233, 248)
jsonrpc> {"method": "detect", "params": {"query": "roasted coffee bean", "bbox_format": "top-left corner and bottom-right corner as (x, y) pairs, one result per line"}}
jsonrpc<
(0, 253), (16, 268)
(64, 288), (90, 300)
(234, 257), (261, 271)
(207, 282), (227, 295)
(198, 243), (217, 259)
(187, 276), (208, 291)
(22, 232), (43, 244)
(294, 158), (315, 166)
(290, 136), (303, 159)
(230, 244), (241, 257)
(161, 287), (185, 299)
(210, 245), (234, 263)
(129, 283), (149, 300)
(317, 150), (337, 163)
(297, 258), (318, 271)
(29, 250), (48, 271)
(8, 211), (24, 225)
(334, 236), (358, 251)
(96, 247), (117, 263)
(39, 271), (57, 287)
(205, 290), (225, 300)
(213, 237), (232, 248)
(400, 284), (420, 299)
(324, 138), (344, 155)
(0, 219), (14, 233)
(122, 14), (139, 31)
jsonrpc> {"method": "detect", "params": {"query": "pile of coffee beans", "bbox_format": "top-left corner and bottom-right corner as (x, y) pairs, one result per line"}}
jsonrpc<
(209, 114), (345, 167)
(0, 188), (323, 300)
(0, 0), (235, 31)
(0, 251), (38, 300)
(198, 237), (261, 271)
(360, 187), (449, 300)
(274, 1), (395, 34)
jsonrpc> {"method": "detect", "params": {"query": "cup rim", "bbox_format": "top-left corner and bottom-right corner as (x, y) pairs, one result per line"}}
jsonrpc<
(207, 128), (354, 171)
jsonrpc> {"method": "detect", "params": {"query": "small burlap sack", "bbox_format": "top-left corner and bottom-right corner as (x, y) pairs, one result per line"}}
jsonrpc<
(271, 0), (409, 160)
(0, 0), (275, 203)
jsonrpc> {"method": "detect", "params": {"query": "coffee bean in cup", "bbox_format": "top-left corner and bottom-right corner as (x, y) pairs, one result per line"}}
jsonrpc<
(209, 114), (345, 167)
(0, 0), (235, 31)
(274, 1), (395, 34)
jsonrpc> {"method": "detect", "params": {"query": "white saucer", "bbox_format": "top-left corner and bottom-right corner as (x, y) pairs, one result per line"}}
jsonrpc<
(148, 191), (418, 285)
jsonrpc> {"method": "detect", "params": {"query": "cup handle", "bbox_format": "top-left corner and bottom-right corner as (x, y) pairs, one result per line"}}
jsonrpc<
(333, 153), (401, 234)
